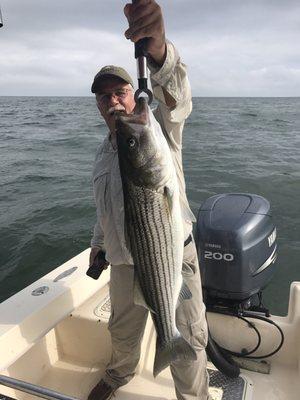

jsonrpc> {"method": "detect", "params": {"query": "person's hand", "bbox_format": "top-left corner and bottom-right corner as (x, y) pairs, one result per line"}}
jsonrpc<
(87, 247), (109, 280)
(124, 0), (166, 66)
(89, 246), (101, 267)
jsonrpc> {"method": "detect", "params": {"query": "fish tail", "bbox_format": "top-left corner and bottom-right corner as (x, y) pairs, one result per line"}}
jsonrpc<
(153, 335), (197, 377)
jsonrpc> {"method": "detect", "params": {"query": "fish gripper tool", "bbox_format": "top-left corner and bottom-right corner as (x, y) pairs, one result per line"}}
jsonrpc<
(134, 38), (153, 104)
(132, 1), (153, 104)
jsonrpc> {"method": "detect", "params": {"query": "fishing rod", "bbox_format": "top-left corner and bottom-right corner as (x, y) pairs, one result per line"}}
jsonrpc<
(132, 0), (153, 104)
(0, 4), (4, 28)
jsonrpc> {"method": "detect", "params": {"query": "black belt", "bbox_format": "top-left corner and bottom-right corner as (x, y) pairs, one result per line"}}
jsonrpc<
(184, 234), (193, 247)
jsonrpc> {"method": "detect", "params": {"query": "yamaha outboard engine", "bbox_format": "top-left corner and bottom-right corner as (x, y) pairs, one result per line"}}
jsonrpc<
(196, 193), (278, 378)
(196, 193), (277, 312)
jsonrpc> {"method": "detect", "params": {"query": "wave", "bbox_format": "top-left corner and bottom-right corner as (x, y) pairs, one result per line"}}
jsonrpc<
(41, 113), (57, 118)
(273, 118), (290, 124)
(241, 112), (258, 117)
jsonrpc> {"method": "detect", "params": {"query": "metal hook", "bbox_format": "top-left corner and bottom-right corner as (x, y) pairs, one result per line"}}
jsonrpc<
(134, 88), (153, 105)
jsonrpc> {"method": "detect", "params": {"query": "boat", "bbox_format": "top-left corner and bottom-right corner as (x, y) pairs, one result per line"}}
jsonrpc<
(1, 193), (299, 400)
(1, 0), (298, 395)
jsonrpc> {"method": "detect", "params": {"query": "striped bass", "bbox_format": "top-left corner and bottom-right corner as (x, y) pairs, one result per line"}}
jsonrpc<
(115, 97), (197, 377)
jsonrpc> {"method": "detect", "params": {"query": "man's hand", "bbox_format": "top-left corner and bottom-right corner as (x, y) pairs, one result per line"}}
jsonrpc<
(89, 246), (101, 267)
(87, 247), (109, 280)
(124, 0), (166, 66)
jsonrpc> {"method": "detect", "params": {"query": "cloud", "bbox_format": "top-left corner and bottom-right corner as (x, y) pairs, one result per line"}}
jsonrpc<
(176, 31), (300, 96)
(0, 0), (299, 96)
(0, 26), (135, 96)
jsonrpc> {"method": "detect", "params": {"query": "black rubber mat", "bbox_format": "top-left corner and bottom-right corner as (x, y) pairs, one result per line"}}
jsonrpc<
(208, 368), (247, 399)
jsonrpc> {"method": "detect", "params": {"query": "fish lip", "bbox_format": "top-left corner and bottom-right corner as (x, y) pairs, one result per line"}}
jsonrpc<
(116, 110), (148, 126)
(116, 97), (149, 125)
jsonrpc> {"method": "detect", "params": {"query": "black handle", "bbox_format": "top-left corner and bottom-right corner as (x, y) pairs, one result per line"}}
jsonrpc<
(135, 37), (148, 58)
(132, 0), (148, 58)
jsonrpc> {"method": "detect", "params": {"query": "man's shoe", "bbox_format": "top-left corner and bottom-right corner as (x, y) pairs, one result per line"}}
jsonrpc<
(87, 379), (116, 400)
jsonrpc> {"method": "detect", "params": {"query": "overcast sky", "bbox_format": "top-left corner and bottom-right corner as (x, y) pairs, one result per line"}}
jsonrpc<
(0, 0), (299, 96)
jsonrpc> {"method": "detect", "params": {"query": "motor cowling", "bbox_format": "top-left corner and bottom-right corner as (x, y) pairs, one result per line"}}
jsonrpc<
(196, 193), (277, 304)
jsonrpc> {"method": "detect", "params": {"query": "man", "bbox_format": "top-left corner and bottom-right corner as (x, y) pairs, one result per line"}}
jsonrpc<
(88, 1), (209, 399)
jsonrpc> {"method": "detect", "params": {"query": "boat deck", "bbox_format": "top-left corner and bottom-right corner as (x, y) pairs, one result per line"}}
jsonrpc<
(3, 358), (298, 400)
(30, 361), (250, 400)
(1, 250), (300, 400)
(2, 286), (299, 400)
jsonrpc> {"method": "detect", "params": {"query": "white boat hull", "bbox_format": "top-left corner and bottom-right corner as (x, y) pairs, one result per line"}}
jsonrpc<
(0, 249), (299, 399)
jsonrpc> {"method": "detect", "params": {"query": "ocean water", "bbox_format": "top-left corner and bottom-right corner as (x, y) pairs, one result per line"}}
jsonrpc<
(0, 96), (299, 315)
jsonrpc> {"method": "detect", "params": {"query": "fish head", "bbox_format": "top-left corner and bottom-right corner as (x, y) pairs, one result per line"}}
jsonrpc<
(115, 97), (171, 189)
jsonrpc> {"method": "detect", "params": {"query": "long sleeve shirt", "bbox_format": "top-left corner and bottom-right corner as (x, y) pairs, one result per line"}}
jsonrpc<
(91, 40), (195, 266)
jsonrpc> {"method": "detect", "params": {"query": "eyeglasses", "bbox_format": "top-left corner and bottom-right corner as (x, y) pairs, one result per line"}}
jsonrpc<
(97, 88), (132, 103)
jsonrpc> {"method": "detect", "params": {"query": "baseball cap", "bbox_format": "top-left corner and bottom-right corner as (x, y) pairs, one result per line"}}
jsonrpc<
(91, 65), (134, 93)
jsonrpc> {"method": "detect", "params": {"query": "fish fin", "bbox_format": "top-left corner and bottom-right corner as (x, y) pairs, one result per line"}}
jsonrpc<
(153, 335), (197, 377)
(180, 197), (196, 222)
(133, 272), (156, 313)
(178, 282), (192, 304)
(164, 185), (175, 213)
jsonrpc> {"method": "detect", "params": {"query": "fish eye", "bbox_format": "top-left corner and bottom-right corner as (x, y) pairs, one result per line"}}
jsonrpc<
(127, 137), (137, 149)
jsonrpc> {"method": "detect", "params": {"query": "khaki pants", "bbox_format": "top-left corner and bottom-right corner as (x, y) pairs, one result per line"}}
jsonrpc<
(103, 237), (209, 400)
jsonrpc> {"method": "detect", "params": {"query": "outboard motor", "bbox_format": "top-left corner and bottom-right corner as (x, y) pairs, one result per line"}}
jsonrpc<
(196, 193), (277, 312)
(196, 193), (279, 378)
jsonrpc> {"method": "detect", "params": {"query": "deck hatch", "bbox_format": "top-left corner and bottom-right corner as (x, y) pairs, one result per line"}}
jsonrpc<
(94, 295), (111, 320)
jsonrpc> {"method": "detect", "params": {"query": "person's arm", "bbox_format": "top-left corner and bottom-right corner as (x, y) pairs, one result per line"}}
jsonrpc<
(88, 217), (109, 279)
(148, 41), (192, 148)
(124, 0), (172, 106)
(124, 0), (192, 148)
(90, 215), (105, 266)
(124, 0), (166, 66)
(90, 143), (106, 267)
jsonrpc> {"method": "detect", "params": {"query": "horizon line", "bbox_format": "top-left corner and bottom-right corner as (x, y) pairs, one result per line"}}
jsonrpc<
(0, 95), (299, 98)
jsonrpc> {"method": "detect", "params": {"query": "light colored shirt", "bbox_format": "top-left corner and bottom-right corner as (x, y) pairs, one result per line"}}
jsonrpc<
(91, 40), (195, 266)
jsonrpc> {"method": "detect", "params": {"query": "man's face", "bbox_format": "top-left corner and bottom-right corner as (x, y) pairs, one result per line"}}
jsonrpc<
(95, 77), (136, 133)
